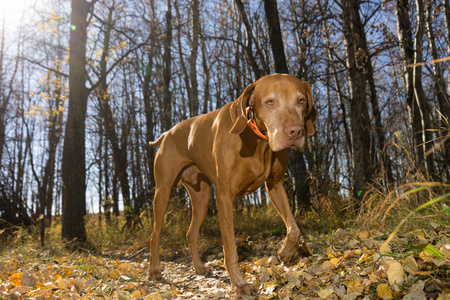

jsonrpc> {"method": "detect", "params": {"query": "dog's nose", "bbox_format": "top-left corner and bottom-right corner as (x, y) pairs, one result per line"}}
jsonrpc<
(285, 124), (303, 138)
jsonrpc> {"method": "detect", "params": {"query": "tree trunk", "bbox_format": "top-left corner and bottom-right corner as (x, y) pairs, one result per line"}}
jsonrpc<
(445, 0), (450, 95)
(143, 0), (157, 206)
(162, 0), (173, 132)
(341, 0), (372, 207)
(396, 0), (427, 173)
(0, 23), (19, 166)
(413, 0), (434, 179)
(263, 0), (288, 74)
(96, 3), (134, 227)
(61, 0), (94, 243)
(189, 0), (200, 117)
(201, 23), (211, 115)
(425, 0), (449, 178)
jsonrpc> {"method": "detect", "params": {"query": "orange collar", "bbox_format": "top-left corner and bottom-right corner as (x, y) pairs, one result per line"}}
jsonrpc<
(246, 107), (268, 141)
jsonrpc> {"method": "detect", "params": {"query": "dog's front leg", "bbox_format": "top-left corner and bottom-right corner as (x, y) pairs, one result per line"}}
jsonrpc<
(265, 180), (310, 262)
(216, 189), (255, 296)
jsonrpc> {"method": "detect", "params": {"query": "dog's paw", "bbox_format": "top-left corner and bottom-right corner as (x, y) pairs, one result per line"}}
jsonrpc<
(148, 268), (162, 281)
(232, 282), (256, 297)
(277, 243), (297, 263)
(193, 263), (211, 275)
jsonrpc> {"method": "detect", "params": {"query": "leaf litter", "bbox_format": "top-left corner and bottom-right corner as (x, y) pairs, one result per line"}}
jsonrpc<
(1, 226), (449, 299)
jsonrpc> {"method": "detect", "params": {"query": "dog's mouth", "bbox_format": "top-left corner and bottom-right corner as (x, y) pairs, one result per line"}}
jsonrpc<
(269, 132), (306, 152)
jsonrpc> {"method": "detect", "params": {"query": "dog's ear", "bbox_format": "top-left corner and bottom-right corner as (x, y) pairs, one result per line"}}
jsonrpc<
(304, 81), (317, 136)
(229, 83), (255, 134)
(305, 106), (317, 135)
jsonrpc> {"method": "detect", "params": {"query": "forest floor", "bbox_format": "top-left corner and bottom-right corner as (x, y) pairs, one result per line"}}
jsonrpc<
(1, 206), (450, 299)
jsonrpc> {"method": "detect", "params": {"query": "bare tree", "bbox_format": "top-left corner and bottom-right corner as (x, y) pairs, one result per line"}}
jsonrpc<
(62, 0), (97, 243)
(341, 0), (372, 207)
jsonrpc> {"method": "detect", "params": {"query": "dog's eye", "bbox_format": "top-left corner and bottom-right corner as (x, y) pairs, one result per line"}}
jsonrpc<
(266, 100), (274, 106)
(298, 98), (306, 105)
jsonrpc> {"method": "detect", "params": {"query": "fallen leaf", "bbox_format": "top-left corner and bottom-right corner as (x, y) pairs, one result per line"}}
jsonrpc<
(62, 268), (72, 278)
(349, 239), (359, 248)
(10, 272), (22, 287)
(109, 269), (120, 280)
(322, 260), (335, 270)
(439, 244), (450, 259)
(21, 272), (38, 288)
(131, 290), (142, 298)
(379, 242), (391, 253)
(358, 231), (370, 239)
(55, 276), (68, 290)
(317, 287), (334, 299)
(403, 291), (426, 300)
(346, 279), (364, 294)
(404, 255), (419, 274)
(410, 280), (425, 292)
(145, 292), (163, 300)
(376, 283), (393, 300)
(387, 260), (404, 291)
(342, 293), (362, 300)
(330, 257), (340, 265)
(368, 272), (379, 283)
(120, 262), (132, 274)
(268, 255), (278, 265)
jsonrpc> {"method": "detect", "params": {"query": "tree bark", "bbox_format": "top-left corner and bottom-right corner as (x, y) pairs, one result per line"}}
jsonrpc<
(61, 0), (95, 243)
(425, 0), (450, 178)
(413, 0), (434, 179)
(189, 0), (200, 117)
(162, 0), (173, 132)
(96, 2), (134, 227)
(396, 0), (435, 177)
(143, 0), (157, 205)
(341, 0), (372, 207)
(263, 0), (288, 74)
(0, 23), (19, 166)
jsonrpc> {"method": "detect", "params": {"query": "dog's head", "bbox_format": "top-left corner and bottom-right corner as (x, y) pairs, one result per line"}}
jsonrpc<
(230, 74), (317, 152)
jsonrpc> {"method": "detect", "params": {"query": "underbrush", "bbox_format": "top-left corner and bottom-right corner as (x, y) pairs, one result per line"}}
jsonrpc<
(1, 177), (448, 259)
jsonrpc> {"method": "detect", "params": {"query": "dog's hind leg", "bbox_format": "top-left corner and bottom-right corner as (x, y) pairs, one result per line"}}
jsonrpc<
(148, 185), (171, 280)
(183, 169), (212, 275)
(148, 151), (190, 281)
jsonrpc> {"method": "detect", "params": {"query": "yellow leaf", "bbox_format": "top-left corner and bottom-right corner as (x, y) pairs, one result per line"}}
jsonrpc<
(132, 290), (142, 298)
(56, 276), (67, 290)
(346, 279), (364, 294)
(10, 272), (22, 287)
(62, 268), (72, 278)
(120, 262), (131, 274)
(145, 292), (163, 300)
(243, 264), (253, 273)
(377, 283), (393, 299)
(330, 258), (340, 265)
(109, 269), (120, 279)
(125, 282), (135, 290)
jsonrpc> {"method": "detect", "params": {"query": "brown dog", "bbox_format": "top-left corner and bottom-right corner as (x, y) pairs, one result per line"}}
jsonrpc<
(148, 74), (317, 295)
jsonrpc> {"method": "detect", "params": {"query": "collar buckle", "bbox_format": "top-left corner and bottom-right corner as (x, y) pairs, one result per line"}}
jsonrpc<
(246, 107), (268, 141)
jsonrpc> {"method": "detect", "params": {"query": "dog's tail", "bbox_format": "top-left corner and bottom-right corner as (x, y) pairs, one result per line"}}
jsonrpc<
(149, 132), (167, 147)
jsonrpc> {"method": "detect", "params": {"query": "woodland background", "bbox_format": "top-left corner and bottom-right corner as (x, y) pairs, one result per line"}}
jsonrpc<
(0, 0), (449, 243)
